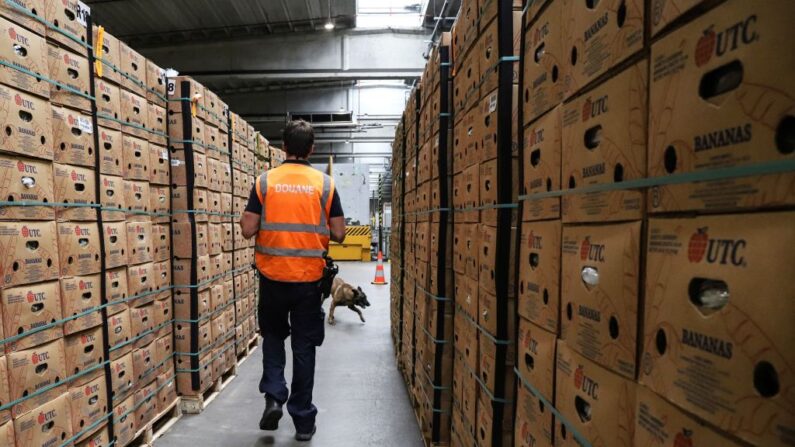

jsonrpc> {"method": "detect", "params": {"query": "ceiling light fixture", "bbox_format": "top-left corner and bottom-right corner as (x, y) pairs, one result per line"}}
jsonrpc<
(324, 0), (334, 30)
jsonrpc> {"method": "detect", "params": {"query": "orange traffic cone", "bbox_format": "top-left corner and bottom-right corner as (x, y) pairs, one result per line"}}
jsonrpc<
(371, 251), (388, 285)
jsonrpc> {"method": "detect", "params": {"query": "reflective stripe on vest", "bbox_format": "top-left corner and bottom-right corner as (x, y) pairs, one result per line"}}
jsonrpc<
(255, 246), (327, 258)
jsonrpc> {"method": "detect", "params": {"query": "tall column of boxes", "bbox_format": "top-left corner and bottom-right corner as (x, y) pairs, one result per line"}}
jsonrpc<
(389, 117), (405, 356)
(411, 34), (455, 446)
(512, 1), (795, 447)
(449, 1), (522, 446)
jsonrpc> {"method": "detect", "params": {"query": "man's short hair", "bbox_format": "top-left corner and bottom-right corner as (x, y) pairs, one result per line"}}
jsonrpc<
(282, 120), (315, 158)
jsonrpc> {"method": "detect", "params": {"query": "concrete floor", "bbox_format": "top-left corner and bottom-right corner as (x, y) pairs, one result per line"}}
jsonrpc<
(156, 262), (423, 447)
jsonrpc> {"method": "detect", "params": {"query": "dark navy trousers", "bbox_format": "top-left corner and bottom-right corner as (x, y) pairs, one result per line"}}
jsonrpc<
(258, 273), (325, 433)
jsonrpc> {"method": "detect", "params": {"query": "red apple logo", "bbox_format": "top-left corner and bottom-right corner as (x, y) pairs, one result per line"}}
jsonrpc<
(14, 94), (22, 106)
(17, 161), (25, 172)
(74, 225), (81, 236)
(37, 412), (45, 424)
(85, 386), (92, 396)
(71, 170), (77, 181)
(27, 291), (34, 303)
(580, 237), (591, 261)
(688, 228), (709, 263)
(582, 98), (592, 122)
(8, 28), (16, 40)
(63, 54), (70, 65)
(574, 365), (584, 389)
(79, 280), (85, 290)
(103, 178), (109, 187)
(31, 352), (39, 365)
(674, 429), (694, 447)
(527, 231), (534, 249)
(68, 114), (75, 126)
(21, 226), (29, 237)
(695, 27), (716, 67)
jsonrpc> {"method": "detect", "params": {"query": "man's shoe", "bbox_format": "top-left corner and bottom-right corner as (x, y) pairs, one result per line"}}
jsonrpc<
(259, 397), (283, 431)
(295, 425), (317, 442)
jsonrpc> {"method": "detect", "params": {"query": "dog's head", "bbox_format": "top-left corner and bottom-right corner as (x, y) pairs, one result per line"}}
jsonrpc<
(353, 286), (370, 308)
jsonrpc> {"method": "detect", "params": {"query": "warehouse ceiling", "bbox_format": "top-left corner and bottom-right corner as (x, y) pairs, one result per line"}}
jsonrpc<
(84, 0), (357, 46)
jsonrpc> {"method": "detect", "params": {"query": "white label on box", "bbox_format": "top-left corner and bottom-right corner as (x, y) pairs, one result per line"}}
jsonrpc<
(161, 150), (169, 160)
(76, 1), (91, 27)
(167, 79), (177, 96)
(488, 93), (498, 113)
(78, 116), (93, 134)
(171, 159), (182, 166)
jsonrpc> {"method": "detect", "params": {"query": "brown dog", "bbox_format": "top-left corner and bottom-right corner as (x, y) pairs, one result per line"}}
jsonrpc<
(328, 277), (370, 325)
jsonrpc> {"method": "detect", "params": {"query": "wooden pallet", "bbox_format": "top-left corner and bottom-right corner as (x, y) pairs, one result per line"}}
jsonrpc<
(127, 397), (183, 447)
(236, 335), (259, 365)
(179, 366), (238, 414)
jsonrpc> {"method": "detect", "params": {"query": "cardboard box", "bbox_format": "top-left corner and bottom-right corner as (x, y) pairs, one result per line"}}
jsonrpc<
(44, 0), (87, 53)
(562, 0), (644, 97)
(110, 351), (134, 402)
(145, 59), (166, 105)
(130, 303), (154, 349)
(112, 395), (136, 447)
(57, 221), (101, 276)
(107, 308), (131, 359)
(0, 419), (12, 446)
(149, 184), (169, 222)
(98, 174), (125, 222)
(52, 105), (94, 168)
(105, 267), (128, 316)
(68, 374), (107, 442)
(101, 221), (126, 269)
(167, 76), (205, 118)
(126, 221), (153, 265)
(176, 352), (212, 395)
(641, 212), (795, 446)
(648, 0), (795, 214)
(47, 44), (90, 112)
(172, 222), (206, 259)
(478, 330), (516, 400)
(518, 219), (560, 333)
(121, 134), (149, 181)
(1, 280), (62, 352)
(452, 0), (478, 71)
(153, 224), (170, 262)
(133, 340), (157, 388)
(561, 61), (647, 223)
(0, 83), (53, 160)
(64, 325), (104, 386)
(0, 16), (48, 97)
(60, 274), (102, 335)
(522, 106), (561, 222)
(134, 380), (157, 428)
(95, 78), (121, 130)
(475, 397), (513, 447)
(453, 49), (480, 119)
(75, 422), (110, 447)
(555, 340), (636, 447)
(156, 371), (177, 413)
(174, 319), (211, 355)
(93, 25), (122, 84)
(155, 334), (173, 375)
(168, 114), (206, 152)
(648, 0), (719, 37)
(561, 221), (641, 379)
(0, 155), (54, 220)
(171, 149), (207, 187)
(0, 221), (58, 288)
(477, 12), (522, 100)
(123, 179), (151, 219)
(152, 259), (171, 293)
(517, 317), (557, 403)
(152, 294), (172, 338)
(127, 262), (154, 307)
(120, 89), (148, 138)
(98, 126), (123, 176)
(13, 392), (73, 447)
(514, 380), (554, 447)
(53, 163), (96, 221)
(634, 385), (744, 447)
(147, 102), (167, 145)
(147, 143), (169, 187)
(119, 41), (145, 96)
(7, 337), (66, 418)
(0, 0), (44, 35)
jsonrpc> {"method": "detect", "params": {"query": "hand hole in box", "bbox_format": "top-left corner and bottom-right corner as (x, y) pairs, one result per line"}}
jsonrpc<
(754, 361), (780, 398)
(524, 353), (535, 371)
(699, 60), (743, 101)
(616, 1), (627, 27)
(534, 42), (545, 63)
(566, 302), (573, 320)
(67, 68), (79, 79)
(18, 110), (33, 122)
(775, 115), (795, 154)
(655, 328), (667, 355)
(575, 396), (592, 423)
(568, 176), (576, 189)
(688, 278), (729, 316)
(613, 163), (624, 182)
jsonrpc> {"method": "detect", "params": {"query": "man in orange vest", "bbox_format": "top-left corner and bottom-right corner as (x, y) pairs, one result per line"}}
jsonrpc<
(239, 120), (346, 441)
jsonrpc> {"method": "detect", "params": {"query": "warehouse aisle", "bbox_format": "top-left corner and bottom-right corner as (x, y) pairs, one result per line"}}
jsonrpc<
(157, 262), (423, 447)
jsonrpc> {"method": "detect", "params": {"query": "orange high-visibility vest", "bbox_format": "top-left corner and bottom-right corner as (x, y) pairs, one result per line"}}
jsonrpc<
(254, 163), (334, 282)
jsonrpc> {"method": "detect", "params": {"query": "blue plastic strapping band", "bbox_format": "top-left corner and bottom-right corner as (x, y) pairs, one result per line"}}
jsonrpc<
(0, 60), (95, 100)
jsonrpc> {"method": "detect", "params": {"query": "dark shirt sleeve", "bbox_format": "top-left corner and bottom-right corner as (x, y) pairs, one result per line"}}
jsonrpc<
(329, 190), (343, 218)
(244, 186), (262, 214)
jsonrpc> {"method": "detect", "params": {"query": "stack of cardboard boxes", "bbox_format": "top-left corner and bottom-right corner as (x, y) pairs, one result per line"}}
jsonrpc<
(515, 0), (794, 446)
(0, 1), (262, 444)
(449, 1), (522, 446)
(389, 118), (405, 355)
